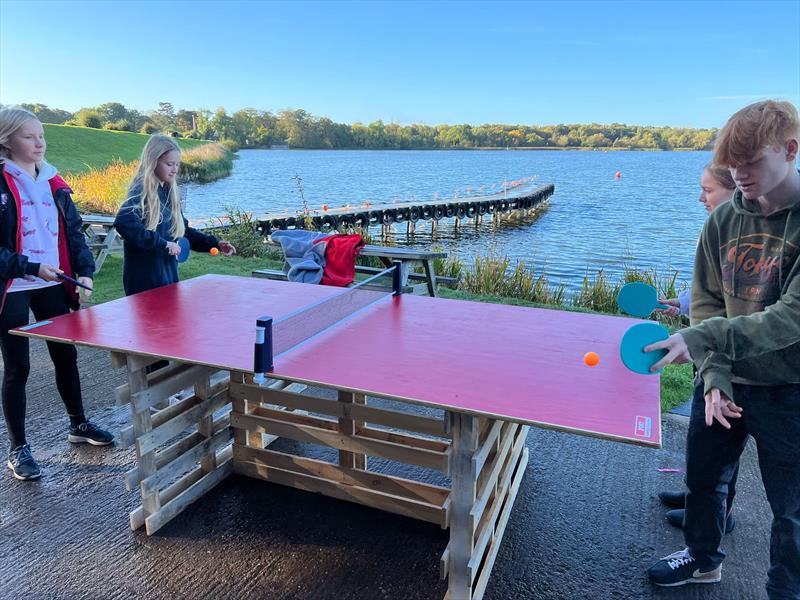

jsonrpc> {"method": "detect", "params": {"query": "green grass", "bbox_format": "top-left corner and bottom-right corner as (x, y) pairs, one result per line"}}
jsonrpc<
(660, 363), (695, 412)
(88, 255), (693, 410)
(43, 124), (208, 174)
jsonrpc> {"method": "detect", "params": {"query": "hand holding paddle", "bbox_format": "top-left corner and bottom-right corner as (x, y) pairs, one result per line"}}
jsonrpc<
(617, 282), (671, 317)
(654, 297), (680, 318)
(57, 272), (93, 291)
(643, 332), (691, 372)
(176, 237), (190, 262)
(617, 282), (673, 375)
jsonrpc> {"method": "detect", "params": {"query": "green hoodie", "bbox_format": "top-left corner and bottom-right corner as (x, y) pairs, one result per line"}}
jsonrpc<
(680, 182), (800, 400)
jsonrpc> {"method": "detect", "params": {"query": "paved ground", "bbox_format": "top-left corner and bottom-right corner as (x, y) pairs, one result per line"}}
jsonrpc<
(0, 339), (775, 600)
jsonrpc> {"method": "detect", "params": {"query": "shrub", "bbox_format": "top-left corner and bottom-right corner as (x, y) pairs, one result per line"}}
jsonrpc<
(78, 113), (102, 129)
(206, 206), (272, 259)
(104, 119), (132, 131)
(66, 159), (136, 215)
(220, 139), (239, 153)
(180, 143), (233, 183)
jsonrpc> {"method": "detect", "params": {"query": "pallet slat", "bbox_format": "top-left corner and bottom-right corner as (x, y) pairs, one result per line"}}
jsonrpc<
(232, 411), (449, 472)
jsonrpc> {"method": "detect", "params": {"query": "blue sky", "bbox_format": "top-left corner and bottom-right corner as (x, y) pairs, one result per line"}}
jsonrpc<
(1, 0), (798, 128)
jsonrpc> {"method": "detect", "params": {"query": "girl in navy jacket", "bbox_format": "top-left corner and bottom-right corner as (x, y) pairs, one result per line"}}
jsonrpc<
(0, 108), (113, 481)
(114, 135), (236, 296)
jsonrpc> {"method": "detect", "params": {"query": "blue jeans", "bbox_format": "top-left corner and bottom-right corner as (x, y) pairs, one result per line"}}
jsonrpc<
(684, 379), (800, 599)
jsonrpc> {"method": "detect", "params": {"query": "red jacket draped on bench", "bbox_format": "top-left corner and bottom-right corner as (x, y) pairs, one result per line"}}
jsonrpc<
(314, 234), (365, 287)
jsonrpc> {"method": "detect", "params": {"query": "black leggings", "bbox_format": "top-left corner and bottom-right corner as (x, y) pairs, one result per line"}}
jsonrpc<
(0, 285), (85, 448)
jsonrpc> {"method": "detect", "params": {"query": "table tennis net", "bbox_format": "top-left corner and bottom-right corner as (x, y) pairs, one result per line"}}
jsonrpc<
(270, 266), (396, 359)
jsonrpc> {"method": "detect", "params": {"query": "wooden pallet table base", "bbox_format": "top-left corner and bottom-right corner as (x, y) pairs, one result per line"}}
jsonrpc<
(112, 356), (529, 600)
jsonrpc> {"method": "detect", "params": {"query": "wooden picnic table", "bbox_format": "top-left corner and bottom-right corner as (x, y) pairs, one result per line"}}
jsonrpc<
(80, 214), (121, 272)
(254, 243), (450, 297)
(80, 212), (451, 297)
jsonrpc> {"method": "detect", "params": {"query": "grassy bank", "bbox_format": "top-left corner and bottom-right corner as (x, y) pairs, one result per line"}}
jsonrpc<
(44, 125), (235, 214)
(88, 253), (693, 411)
(44, 124), (207, 174)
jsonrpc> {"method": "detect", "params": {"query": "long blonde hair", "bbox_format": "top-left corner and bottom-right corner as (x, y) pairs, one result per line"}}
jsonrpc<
(0, 107), (40, 163)
(127, 134), (185, 238)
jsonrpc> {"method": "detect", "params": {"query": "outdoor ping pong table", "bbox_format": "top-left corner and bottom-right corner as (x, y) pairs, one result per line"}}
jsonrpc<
(13, 272), (660, 600)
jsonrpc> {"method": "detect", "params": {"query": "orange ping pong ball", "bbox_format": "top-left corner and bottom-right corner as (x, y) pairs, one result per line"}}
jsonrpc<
(583, 351), (599, 367)
(210, 247), (220, 256)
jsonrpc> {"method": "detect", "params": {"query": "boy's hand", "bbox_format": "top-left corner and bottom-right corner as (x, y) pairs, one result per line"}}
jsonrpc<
(646, 332), (692, 372)
(78, 277), (93, 301)
(218, 240), (237, 256)
(37, 263), (63, 282)
(654, 297), (680, 318)
(705, 388), (743, 428)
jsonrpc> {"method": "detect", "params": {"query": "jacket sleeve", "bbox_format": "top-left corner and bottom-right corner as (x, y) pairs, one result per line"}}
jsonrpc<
(0, 247), (40, 280)
(114, 195), (169, 251)
(61, 191), (95, 278)
(681, 262), (800, 399)
(183, 216), (219, 253)
(678, 288), (691, 316)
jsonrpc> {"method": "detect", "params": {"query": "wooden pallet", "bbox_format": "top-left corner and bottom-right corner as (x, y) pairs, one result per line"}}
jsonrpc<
(112, 354), (529, 600)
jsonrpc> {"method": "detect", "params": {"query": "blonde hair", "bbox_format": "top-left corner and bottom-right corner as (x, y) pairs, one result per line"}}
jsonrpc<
(0, 107), (41, 163)
(713, 100), (800, 167)
(703, 161), (736, 190)
(127, 134), (184, 239)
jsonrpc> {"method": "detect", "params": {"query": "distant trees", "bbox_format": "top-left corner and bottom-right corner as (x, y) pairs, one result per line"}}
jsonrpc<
(11, 101), (718, 150)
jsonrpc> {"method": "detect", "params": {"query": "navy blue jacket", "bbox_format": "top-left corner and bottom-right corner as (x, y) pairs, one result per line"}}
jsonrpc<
(114, 184), (219, 296)
(0, 165), (94, 312)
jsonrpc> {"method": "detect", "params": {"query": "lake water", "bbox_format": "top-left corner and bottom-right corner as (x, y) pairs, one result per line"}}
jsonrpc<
(183, 149), (716, 291)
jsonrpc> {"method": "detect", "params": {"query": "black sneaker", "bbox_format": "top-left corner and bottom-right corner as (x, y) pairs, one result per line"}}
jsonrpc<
(68, 420), (114, 446)
(647, 548), (721, 587)
(666, 509), (736, 533)
(658, 490), (686, 508)
(7, 444), (42, 480)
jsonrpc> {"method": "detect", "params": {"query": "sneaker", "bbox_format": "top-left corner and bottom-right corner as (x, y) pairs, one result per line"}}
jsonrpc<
(647, 548), (722, 587)
(7, 444), (42, 480)
(68, 420), (114, 446)
(658, 490), (686, 508)
(666, 509), (736, 533)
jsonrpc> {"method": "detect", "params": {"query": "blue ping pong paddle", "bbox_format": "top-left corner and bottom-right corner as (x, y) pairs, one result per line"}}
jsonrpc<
(617, 282), (670, 318)
(57, 272), (93, 291)
(176, 237), (190, 263)
(620, 322), (669, 374)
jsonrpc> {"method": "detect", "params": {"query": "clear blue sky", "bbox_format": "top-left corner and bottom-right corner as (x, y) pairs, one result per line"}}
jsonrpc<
(1, 0), (798, 128)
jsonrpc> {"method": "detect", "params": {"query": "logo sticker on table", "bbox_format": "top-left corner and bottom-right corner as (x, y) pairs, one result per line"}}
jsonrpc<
(634, 415), (652, 438)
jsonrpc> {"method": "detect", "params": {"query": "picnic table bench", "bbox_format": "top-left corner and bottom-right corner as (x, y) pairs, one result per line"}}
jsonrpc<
(253, 244), (453, 297)
(80, 214), (122, 272)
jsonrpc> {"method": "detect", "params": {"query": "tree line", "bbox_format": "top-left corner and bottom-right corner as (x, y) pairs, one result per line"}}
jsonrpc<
(7, 101), (717, 150)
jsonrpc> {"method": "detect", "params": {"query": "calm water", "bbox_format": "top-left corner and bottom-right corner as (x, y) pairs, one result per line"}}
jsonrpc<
(183, 149), (714, 291)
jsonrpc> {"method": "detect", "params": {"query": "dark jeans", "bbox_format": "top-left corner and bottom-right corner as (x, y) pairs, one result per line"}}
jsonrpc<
(685, 379), (800, 599)
(0, 285), (85, 448)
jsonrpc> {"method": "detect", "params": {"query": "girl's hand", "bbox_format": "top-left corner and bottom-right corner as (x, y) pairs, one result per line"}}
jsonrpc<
(165, 241), (180, 256)
(654, 297), (680, 318)
(78, 277), (93, 301)
(218, 240), (237, 256)
(37, 263), (63, 282)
